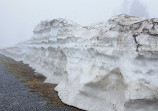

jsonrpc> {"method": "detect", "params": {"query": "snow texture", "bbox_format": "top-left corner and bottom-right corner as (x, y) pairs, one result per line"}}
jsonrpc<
(1, 14), (158, 111)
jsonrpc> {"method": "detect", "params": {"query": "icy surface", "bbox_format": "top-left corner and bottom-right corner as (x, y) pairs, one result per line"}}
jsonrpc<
(1, 14), (158, 111)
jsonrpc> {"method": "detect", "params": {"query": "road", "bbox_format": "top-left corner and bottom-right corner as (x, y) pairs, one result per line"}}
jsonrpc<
(0, 63), (68, 111)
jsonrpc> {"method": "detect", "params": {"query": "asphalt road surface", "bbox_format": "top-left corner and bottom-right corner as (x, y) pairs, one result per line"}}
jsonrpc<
(0, 63), (68, 111)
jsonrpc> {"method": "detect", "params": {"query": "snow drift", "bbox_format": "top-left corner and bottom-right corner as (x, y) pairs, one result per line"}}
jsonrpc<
(1, 15), (158, 111)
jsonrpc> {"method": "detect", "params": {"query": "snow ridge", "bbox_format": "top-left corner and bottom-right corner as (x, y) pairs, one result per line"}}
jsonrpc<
(1, 15), (158, 111)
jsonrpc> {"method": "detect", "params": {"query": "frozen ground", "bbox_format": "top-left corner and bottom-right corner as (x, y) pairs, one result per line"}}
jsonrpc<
(0, 62), (68, 111)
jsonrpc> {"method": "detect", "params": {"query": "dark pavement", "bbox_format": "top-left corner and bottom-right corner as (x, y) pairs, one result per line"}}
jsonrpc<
(0, 63), (68, 111)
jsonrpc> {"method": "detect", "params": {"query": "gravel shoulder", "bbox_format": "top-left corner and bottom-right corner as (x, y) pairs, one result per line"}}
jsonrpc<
(0, 54), (81, 111)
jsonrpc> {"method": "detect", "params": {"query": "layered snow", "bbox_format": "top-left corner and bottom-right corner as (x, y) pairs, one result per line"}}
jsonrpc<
(1, 14), (158, 111)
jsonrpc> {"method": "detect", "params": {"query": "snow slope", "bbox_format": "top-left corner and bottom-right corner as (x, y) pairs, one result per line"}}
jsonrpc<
(1, 15), (158, 111)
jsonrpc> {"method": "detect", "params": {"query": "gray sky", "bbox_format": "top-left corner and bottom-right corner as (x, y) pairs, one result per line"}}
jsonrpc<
(0, 0), (158, 48)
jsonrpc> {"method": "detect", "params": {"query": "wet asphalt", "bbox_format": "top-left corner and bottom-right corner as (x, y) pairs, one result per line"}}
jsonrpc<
(0, 63), (68, 111)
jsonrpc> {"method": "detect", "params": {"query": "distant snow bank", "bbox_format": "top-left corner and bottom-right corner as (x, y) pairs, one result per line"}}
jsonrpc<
(1, 14), (158, 111)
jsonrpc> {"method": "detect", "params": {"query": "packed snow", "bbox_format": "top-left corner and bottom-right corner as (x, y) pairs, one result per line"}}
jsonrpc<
(1, 14), (158, 111)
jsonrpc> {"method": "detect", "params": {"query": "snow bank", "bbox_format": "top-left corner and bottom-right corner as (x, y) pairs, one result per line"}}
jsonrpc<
(1, 14), (158, 111)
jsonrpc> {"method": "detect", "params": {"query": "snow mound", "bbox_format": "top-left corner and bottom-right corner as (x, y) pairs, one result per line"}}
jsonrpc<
(1, 15), (158, 111)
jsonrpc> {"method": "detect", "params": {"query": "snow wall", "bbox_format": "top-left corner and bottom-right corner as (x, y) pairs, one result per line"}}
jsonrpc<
(1, 15), (158, 111)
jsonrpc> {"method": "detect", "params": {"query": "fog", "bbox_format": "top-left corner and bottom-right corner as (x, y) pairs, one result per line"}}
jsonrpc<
(121, 0), (149, 17)
(0, 0), (158, 48)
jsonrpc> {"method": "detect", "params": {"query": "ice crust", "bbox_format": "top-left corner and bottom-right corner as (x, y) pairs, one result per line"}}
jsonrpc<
(1, 15), (158, 111)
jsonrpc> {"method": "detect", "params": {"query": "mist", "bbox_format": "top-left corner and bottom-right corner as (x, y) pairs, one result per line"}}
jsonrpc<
(0, 0), (158, 48)
(121, 0), (149, 17)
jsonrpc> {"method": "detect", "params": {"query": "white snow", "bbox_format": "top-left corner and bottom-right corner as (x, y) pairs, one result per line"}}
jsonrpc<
(0, 14), (158, 111)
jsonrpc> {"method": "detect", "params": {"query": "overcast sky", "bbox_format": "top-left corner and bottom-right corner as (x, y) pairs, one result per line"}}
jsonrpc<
(0, 0), (158, 48)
